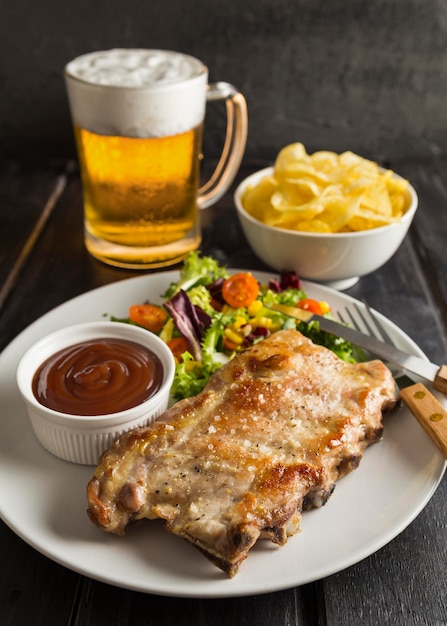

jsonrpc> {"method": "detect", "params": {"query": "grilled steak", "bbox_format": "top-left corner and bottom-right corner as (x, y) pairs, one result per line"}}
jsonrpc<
(87, 329), (398, 577)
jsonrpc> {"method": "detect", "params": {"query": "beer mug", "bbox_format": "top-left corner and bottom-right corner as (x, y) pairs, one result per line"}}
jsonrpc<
(64, 49), (248, 269)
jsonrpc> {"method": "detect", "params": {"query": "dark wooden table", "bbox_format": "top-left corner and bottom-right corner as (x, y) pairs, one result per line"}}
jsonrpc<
(1, 159), (446, 625)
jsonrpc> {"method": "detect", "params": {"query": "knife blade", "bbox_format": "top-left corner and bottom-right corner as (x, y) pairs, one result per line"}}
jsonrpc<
(264, 302), (447, 394)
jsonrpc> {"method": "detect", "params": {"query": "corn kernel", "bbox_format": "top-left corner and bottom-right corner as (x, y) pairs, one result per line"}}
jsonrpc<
(319, 301), (331, 315)
(247, 300), (263, 316)
(224, 328), (244, 345)
(250, 316), (273, 329)
(233, 316), (248, 330)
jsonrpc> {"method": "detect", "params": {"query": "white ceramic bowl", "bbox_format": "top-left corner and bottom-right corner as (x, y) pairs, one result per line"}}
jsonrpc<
(16, 321), (175, 465)
(235, 167), (418, 290)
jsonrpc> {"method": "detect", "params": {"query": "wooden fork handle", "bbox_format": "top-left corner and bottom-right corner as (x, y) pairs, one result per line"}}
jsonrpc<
(434, 365), (447, 394)
(400, 382), (447, 459)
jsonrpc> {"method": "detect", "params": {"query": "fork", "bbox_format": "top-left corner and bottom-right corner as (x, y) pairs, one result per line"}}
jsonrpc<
(336, 301), (447, 459)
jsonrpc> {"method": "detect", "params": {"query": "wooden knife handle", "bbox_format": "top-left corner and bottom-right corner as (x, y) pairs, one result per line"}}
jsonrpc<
(400, 382), (447, 459)
(434, 365), (447, 394)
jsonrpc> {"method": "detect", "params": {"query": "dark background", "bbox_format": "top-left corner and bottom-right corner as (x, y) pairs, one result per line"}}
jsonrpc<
(1, 0), (447, 164)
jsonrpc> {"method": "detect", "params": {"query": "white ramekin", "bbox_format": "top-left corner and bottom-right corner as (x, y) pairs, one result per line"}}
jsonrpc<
(16, 321), (175, 465)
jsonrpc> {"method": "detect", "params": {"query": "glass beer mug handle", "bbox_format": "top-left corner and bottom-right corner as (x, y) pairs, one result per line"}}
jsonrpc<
(197, 82), (248, 209)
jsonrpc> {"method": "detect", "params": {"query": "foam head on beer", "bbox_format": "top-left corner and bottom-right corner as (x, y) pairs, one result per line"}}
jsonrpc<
(65, 49), (207, 138)
(67, 49), (203, 87)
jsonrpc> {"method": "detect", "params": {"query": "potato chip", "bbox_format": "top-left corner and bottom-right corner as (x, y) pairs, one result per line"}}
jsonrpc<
(309, 151), (339, 172)
(241, 143), (410, 233)
(294, 219), (333, 233)
(242, 176), (278, 223)
(317, 193), (362, 231)
(274, 142), (307, 171)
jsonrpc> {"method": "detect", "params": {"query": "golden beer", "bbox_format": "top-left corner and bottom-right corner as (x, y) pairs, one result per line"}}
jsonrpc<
(75, 124), (203, 255)
(65, 49), (247, 268)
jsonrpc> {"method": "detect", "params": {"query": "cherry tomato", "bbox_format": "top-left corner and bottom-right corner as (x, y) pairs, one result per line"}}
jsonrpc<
(129, 304), (168, 332)
(296, 298), (323, 316)
(167, 337), (190, 362)
(222, 273), (260, 309)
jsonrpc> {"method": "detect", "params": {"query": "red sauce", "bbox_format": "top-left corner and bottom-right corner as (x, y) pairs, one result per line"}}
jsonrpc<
(32, 338), (163, 416)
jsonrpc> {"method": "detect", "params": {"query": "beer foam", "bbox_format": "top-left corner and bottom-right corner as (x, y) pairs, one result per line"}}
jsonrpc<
(66, 49), (203, 87)
(65, 49), (207, 137)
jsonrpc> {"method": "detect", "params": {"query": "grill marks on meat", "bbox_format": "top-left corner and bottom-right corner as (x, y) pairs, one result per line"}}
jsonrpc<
(87, 329), (398, 577)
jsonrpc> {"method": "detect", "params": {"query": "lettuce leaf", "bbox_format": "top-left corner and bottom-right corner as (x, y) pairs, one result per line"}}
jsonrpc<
(163, 251), (229, 299)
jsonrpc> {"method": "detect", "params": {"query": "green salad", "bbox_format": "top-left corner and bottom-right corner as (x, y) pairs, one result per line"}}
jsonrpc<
(112, 251), (357, 399)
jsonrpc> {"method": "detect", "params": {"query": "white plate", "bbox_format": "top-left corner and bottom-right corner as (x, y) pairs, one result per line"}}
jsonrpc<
(0, 271), (445, 598)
